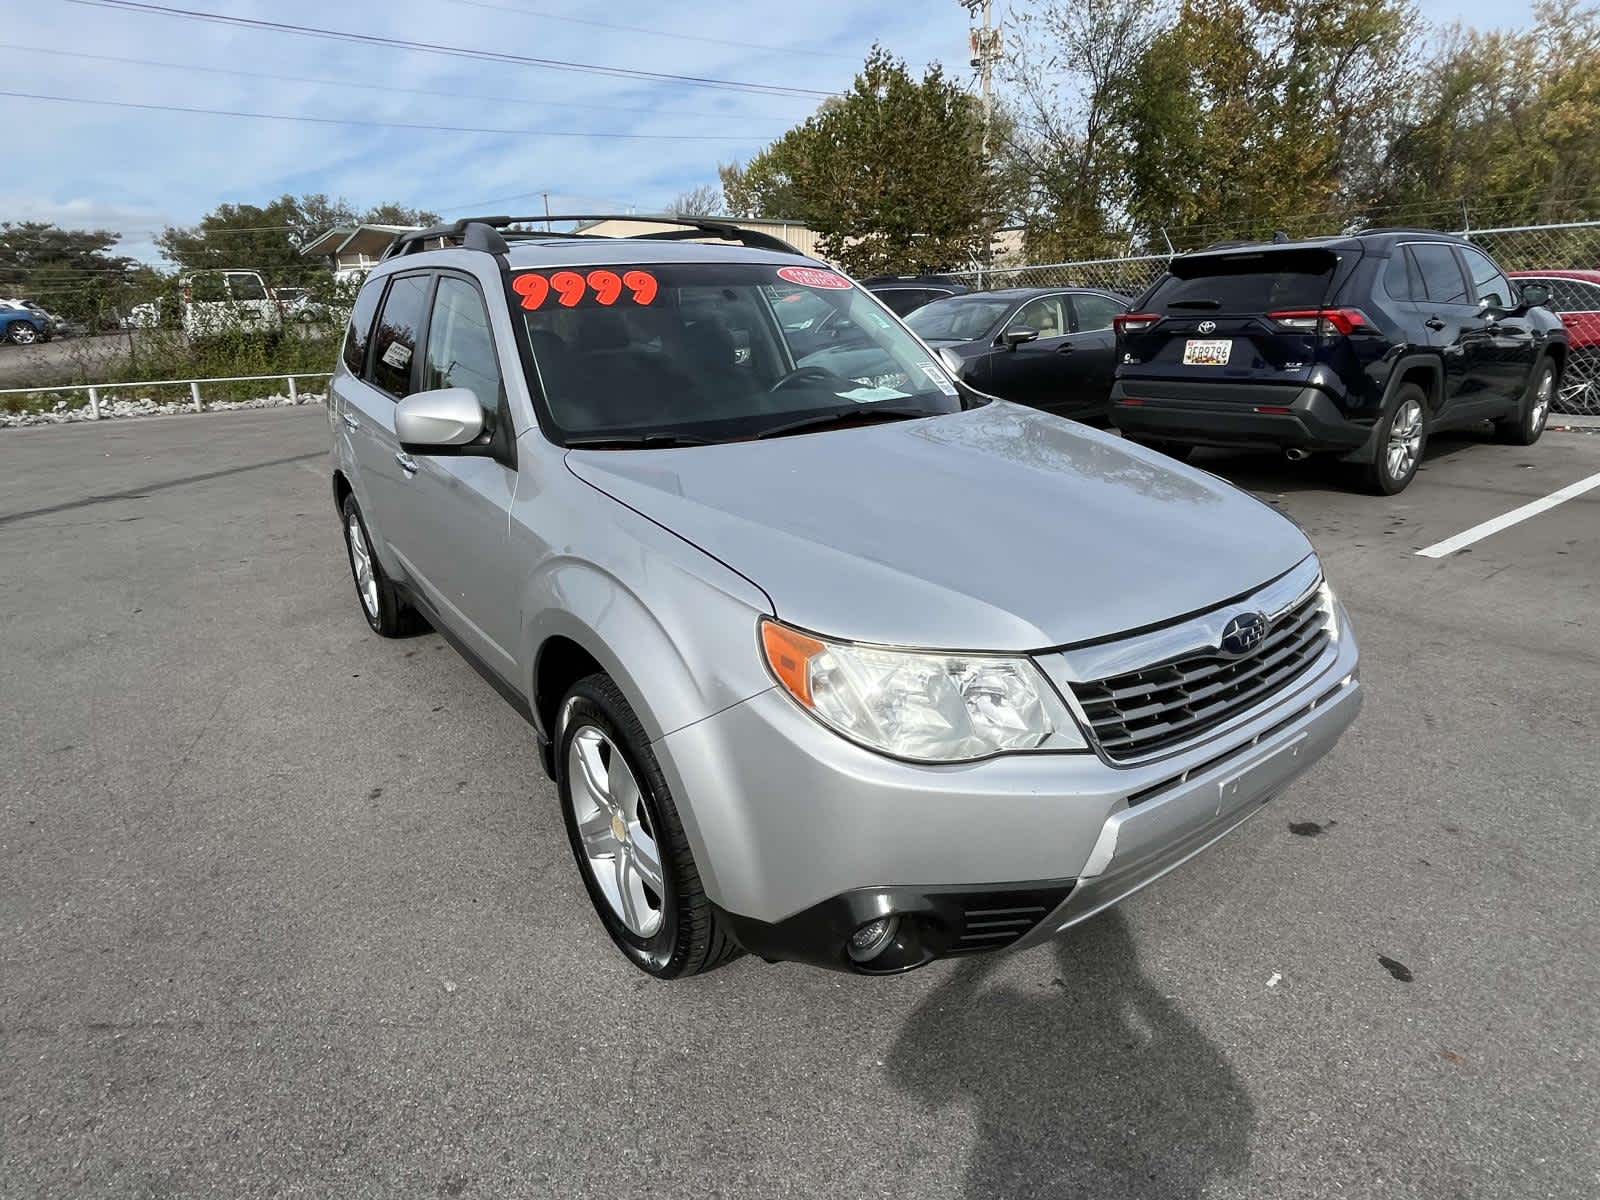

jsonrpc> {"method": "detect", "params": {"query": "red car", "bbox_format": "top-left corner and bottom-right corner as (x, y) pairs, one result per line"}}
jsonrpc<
(1509, 269), (1600, 413)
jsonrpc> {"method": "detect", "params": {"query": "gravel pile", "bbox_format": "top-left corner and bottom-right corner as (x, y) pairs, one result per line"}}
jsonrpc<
(1, 391), (327, 428)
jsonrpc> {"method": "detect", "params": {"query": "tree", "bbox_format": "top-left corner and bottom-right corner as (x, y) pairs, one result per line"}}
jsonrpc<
(1375, 1), (1600, 225)
(722, 48), (1004, 274)
(1113, 0), (1419, 243)
(999, 0), (1170, 259)
(0, 222), (152, 326)
(158, 195), (440, 288)
(669, 183), (725, 217)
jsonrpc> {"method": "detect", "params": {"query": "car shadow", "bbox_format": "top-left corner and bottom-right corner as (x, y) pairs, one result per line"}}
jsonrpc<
(885, 911), (1254, 1199)
(1184, 425), (1503, 496)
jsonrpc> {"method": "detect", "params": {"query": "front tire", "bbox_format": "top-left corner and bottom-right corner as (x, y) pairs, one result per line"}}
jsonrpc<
(1495, 359), (1553, 446)
(556, 674), (742, 979)
(1359, 383), (1427, 495)
(7, 323), (39, 345)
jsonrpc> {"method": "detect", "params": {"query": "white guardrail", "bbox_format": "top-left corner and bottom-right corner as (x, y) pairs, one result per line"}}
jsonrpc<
(0, 372), (333, 419)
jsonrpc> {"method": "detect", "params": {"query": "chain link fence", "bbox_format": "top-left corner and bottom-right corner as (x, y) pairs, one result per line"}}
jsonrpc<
(950, 219), (1600, 415)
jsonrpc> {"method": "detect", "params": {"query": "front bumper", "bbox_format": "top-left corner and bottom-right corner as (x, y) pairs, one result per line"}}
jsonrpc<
(653, 618), (1362, 973)
(1111, 379), (1371, 450)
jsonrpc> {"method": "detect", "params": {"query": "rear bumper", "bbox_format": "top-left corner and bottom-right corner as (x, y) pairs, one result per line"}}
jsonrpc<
(1111, 380), (1371, 450)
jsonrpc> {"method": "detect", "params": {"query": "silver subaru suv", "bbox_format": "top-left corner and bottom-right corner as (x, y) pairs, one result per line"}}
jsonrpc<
(329, 216), (1362, 978)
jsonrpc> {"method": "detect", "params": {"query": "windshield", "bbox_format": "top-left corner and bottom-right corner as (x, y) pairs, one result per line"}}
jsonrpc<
(906, 295), (1014, 342)
(513, 262), (968, 444)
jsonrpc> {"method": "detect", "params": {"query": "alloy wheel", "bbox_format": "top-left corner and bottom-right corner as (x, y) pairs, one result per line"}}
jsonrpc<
(1386, 397), (1423, 481)
(11, 324), (37, 345)
(567, 725), (665, 938)
(1530, 370), (1552, 434)
(345, 512), (379, 619)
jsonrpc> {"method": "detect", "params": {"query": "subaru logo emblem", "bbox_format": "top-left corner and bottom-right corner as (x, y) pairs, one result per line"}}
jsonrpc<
(1218, 612), (1268, 657)
(1197, 320), (1217, 334)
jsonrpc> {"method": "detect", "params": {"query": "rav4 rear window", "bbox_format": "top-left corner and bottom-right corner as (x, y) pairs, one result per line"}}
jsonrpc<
(1145, 250), (1338, 314)
(511, 262), (966, 444)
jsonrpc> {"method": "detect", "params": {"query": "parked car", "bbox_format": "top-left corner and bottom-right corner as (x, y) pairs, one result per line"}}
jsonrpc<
(180, 269), (283, 339)
(905, 287), (1130, 422)
(1508, 269), (1600, 413)
(860, 274), (970, 315)
(329, 215), (1361, 979)
(0, 301), (50, 345)
(1111, 231), (1568, 493)
(272, 286), (330, 323)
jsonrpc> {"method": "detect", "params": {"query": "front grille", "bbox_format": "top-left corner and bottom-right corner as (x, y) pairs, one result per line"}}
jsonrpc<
(1070, 586), (1331, 762)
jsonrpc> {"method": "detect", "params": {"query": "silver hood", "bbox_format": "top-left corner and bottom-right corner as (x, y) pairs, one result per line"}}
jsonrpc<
(565, 402), (1314, 651)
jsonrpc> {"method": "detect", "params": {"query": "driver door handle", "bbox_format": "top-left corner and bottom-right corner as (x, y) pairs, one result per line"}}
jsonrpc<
(1424, 318), (1446, 331)
(1055, 343), (1076, 354)
(340, 412), (359, 430)
(395, 451), (418, 476)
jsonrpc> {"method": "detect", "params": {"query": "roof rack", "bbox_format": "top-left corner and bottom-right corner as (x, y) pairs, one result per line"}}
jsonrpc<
(382, 214), (806, 261)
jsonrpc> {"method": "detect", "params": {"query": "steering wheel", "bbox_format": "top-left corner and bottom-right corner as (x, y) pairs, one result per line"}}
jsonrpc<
(769, 365), (848, 393)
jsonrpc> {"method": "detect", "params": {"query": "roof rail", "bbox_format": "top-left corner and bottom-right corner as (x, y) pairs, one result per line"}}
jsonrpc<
(381, 214), (805, 261)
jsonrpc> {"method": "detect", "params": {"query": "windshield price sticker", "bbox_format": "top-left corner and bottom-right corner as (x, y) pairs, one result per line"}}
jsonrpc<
(776, 265), (852, 290)
(513, 270), (659, 311)
(917, 360), (959, 396)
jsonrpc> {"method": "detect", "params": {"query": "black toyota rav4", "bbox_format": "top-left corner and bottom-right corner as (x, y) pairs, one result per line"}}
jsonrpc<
(1110, 230), (1568, 493)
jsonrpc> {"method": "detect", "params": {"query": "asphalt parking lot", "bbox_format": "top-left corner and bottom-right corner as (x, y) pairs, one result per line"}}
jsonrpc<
(2, 407), (1597, 1199)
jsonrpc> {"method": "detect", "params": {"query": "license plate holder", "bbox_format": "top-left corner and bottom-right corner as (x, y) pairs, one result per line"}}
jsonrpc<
(1217, 733), (1308, 816)
(1183, 338), (1232, 366)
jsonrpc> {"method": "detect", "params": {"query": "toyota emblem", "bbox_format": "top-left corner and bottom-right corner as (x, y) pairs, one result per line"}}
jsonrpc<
(1218, 612), (1268, 657)
(1197, 320), (1218, 334)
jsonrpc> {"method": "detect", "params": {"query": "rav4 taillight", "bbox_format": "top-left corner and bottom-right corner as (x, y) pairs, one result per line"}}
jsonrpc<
(1113, 312), (1161, 335)
(1269, 308), (1371, 335)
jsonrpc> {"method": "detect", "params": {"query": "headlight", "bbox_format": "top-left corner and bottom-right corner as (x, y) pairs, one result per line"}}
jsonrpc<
(760, 619), (1087, 762)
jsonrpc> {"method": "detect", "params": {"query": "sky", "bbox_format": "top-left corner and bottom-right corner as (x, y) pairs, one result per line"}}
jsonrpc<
(6, 0), (1539, 266)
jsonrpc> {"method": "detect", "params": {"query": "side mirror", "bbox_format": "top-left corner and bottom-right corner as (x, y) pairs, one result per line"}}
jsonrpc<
(936, 346), (967, 378)
(395, 387), (484, 448)
(1518, 282), (1551, 308)
(1000, 326), (1039, 350)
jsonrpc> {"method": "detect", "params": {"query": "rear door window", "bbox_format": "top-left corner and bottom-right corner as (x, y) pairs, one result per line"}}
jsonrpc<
(1069, 293), (1123, 331)
(1146, 250), (1337, 313)
(1410, 244), (1472, 305)
(369, 274), (432, 398)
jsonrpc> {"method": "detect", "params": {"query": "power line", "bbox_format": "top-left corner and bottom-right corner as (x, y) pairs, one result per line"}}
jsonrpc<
(61, 0), (839, 99)
(0, 43), (801, 123)
(0, 88), (781, 141)
(437, 0), (858, 61)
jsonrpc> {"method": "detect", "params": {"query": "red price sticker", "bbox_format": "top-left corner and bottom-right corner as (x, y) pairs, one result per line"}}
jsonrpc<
(512, 269), (659, 310)
(776, 265), (852, 290)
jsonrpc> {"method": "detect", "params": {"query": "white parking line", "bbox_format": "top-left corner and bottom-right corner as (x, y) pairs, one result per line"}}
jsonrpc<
(1416, 470), (1600, 558)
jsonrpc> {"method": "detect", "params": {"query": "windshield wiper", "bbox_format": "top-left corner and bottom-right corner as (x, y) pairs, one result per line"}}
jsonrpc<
(564, 432), (715, 449)
(754, 405), (931, 440)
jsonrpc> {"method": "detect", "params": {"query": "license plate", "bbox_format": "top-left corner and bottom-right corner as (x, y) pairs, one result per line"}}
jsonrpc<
(1183, 338), (1232, 366)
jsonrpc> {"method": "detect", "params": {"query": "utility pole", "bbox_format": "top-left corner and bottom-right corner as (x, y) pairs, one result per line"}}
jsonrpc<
(543, 192), (551, 232)
(965, 0), (1002, 165)
(964, 0), (1003, 286)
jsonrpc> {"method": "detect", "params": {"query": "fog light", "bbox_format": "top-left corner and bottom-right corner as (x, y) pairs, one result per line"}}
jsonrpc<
(847, 915), (900, 963)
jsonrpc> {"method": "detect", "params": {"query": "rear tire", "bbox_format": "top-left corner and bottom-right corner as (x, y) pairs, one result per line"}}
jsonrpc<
(1358, 383), (1427, 495)
(340, 494), (426, 637)
(1495, 359), (1553, 446)
(556, 673), (743, 980)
